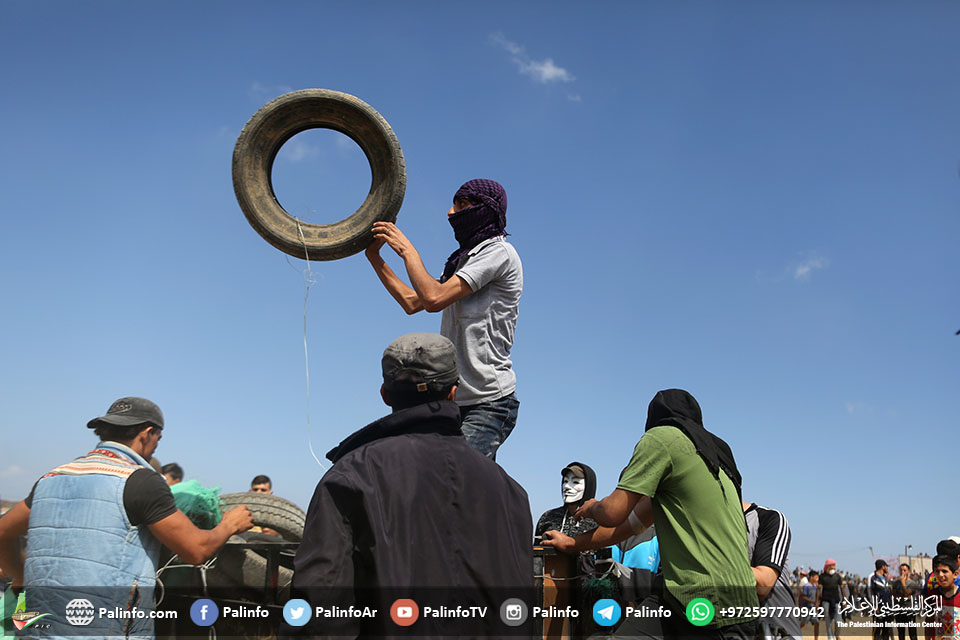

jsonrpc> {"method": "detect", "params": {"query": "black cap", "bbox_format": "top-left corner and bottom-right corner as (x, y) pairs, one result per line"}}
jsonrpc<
(87, 397), (164, 430)
(875, 559), (888, 570)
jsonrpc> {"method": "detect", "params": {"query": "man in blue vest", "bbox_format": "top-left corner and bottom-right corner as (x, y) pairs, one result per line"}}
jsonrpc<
(0, 396), (254, 639)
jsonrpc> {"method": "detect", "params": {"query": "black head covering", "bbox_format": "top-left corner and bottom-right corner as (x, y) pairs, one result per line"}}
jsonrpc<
(644, 389), (743, 500)
(440, 179), (508, 283)
(561, 461), (597, 509)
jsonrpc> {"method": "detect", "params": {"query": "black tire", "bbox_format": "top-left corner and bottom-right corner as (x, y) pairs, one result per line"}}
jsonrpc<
(212, 534), (294, 600)
(232, 88), (406, 261)
(218, 493), (305, 542)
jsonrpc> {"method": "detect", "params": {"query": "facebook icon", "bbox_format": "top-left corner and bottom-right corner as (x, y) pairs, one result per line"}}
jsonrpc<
(190, 599), (219, 626)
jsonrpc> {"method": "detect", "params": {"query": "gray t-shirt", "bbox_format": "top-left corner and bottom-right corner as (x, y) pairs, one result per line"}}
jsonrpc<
(440, 236), (522, 405)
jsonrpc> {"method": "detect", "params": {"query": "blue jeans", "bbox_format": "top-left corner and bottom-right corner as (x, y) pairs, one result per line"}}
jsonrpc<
(459, 393), (519, 460)
(823, 600), (839, 640)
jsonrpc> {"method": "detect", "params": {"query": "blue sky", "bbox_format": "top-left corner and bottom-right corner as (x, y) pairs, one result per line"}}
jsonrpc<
(1, 2), (957, 578)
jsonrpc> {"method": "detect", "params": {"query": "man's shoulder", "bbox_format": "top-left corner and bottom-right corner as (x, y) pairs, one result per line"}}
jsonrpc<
(125, 467), (168, 490)
(335, 430), (518, 478)
(943, 588), (960, 606)
(753, 504), (790, 530)
(642, 425), (694, 452)
(465, 237), (521, 269)
(327, 431), (528, 505)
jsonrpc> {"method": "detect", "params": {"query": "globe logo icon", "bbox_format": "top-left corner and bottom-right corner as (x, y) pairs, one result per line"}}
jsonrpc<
(65, 598), (96, 626)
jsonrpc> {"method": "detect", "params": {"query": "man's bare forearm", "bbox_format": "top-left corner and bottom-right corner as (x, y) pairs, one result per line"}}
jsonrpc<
(0, 502), (29, 587)
(570, 518), (640, 552)
(367, 252), (423, 314)
(578, 489), (643, 527)
(0, 541), (24, 587)
(402, 250), (446, 310)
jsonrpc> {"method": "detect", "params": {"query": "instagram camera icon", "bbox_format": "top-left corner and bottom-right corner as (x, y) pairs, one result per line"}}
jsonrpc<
(500, 598), (528, 626)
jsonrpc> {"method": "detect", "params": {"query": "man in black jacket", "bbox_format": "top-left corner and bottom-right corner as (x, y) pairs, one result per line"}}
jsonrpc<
(282, 333), (532, 638)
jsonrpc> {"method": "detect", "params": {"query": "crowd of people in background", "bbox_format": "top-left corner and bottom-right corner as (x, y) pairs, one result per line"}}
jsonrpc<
(787, 539), (960, 640)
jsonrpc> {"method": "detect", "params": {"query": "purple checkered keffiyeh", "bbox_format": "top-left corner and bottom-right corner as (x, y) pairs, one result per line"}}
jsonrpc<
(441, 179), (508, 283)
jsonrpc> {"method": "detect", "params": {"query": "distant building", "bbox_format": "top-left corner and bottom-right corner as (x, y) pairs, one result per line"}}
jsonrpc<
(898, 554), (932, 575)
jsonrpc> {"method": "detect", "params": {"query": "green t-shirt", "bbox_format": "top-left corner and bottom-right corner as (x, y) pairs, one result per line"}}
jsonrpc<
(618, 426), (759, 626)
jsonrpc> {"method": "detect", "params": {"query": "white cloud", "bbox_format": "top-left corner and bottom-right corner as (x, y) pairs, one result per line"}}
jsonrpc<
(249, 82), (295, 101)
(793, 255), (829, 281)
(519, 58), (575, 83)
(334, 134), (358, 152)
(281, 138), (320, 163)
(753, 252), (830, 284)
(0, 465), (22, 479)
(845, 402), (874, 416)
(490, 32), (576, 85)
(491, 32), (523, 56)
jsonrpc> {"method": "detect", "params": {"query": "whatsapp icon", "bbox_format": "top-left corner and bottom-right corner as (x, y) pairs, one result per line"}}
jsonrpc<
(685, 598), (715, 626)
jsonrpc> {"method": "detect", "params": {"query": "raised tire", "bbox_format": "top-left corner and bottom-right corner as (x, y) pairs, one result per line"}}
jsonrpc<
(232, 88), (406, 260)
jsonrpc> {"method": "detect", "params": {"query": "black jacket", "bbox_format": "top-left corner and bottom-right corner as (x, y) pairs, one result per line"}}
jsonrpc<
(534, 461), (599, 538)
(283, 400), (532, 638)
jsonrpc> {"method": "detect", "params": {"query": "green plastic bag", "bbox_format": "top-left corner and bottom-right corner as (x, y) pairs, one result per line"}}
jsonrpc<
(170, 479), (222, 529)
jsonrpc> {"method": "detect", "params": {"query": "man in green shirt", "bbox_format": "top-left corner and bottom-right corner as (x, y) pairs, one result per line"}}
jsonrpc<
(543, 389), (759, 639)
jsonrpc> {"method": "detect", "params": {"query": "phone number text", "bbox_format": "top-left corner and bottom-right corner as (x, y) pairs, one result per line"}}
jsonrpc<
(719, 606), (824, 618)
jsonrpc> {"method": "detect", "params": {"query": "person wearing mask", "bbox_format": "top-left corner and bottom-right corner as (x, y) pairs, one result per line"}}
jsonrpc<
(819, 558), (843, 640)
(535, 462), (599, 539)
(366, 179), (522, 459)
(542, 389), (759, 639)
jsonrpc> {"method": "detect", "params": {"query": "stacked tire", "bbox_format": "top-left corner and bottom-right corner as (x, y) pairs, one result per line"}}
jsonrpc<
(212, 493), (305, 598)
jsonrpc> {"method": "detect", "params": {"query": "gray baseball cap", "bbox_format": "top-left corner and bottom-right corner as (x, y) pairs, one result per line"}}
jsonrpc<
(87, 397), (164, 430)
(382, 333), (458, 395)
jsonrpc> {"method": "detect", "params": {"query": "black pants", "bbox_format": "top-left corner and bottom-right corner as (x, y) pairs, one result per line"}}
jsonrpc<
(894, 614), (918, 640)
(605, 579), (758, 640)
(873, 616), (892, 640)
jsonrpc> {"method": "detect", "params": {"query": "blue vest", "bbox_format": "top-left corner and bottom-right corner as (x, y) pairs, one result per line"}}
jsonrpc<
(24, 441), (161, 639)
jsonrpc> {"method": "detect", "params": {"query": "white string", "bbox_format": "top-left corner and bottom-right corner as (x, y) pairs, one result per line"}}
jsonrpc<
(154, 554), (218, 606)
(292, 218), (327, 472)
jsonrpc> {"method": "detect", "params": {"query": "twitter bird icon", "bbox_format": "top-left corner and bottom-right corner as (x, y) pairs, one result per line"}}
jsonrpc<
(284, 599), (312, 626)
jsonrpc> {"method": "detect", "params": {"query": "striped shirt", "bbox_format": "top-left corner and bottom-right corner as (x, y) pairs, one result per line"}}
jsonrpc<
(745, 503), (802, 638)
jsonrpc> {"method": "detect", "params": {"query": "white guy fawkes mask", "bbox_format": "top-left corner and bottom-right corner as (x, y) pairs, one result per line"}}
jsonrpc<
(561, 470), (586, 504)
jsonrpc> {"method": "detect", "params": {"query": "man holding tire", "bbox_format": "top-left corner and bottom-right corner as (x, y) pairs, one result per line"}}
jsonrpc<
(366, 178), (522, 460)
(0, 397), (254, 639)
